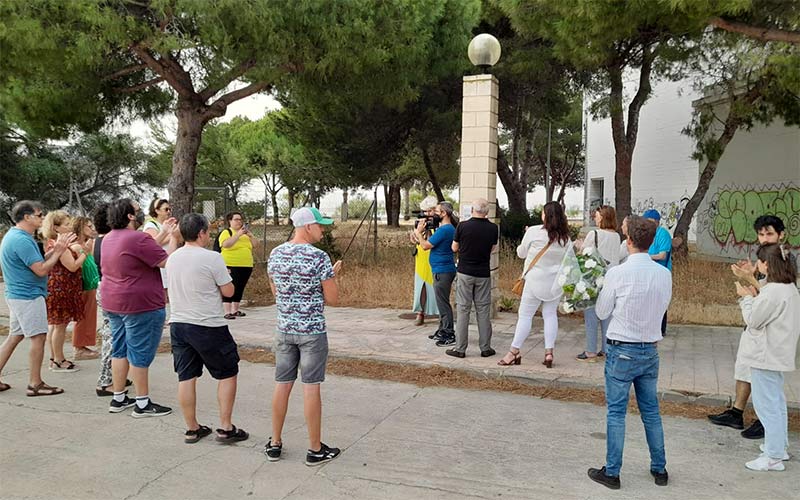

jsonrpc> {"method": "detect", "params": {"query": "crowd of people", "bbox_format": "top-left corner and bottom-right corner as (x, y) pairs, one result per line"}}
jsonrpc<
(1, 196), (798, 478)
(411, 199), (799, 486)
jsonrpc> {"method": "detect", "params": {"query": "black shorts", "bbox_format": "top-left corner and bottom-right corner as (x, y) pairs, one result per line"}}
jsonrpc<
(170, 323), (240, 382)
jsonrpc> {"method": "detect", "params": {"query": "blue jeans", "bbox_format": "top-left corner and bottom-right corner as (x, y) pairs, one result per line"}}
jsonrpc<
(584, 307), (610, 354)
(604, 343), (666, 477)
(750, 368), (789, 458)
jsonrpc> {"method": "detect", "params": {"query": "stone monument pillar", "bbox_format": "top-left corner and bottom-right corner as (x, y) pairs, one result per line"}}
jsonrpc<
(459, 73), (500, 313)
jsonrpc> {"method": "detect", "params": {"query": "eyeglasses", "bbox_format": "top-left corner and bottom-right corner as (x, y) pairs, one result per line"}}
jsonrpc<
(163, 207), (172, 212)
(29, 213), (45, 219)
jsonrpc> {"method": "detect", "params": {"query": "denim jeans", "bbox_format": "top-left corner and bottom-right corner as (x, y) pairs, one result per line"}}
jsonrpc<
(433, 272), (456, 337)
(750, 368), (789, 458)
(584, 307), (610, 354)
(604, 343), (666, 477)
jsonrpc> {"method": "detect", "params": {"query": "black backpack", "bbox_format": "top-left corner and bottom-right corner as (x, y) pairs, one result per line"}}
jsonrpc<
(212, 228), (232, 252)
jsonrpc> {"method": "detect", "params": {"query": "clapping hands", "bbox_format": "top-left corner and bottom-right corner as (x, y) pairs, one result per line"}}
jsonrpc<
(53, 232), (77, 254)
(731, 259), (756, 279)
(735, 281), (757, 298)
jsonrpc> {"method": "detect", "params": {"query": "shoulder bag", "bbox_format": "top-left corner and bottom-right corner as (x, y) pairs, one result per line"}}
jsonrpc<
(511, 241), (552, 296)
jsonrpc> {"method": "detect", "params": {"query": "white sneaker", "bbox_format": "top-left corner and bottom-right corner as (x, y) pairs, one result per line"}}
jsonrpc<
(746, 454), (785, 471)
(759, 444), (790, 461)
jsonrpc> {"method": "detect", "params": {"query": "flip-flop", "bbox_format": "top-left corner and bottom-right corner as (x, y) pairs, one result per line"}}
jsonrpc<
(185, 425), (212, 444)
(26, 382), (64, 397)
(0, 382), (10, 392)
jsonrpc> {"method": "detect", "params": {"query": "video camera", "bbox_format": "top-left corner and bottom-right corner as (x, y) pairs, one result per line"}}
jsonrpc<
(411, 210), (441, 232)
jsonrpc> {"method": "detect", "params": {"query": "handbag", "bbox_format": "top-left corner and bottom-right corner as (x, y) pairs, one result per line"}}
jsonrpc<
(81, 253), (100, 291)
(511, 241), (552, 296)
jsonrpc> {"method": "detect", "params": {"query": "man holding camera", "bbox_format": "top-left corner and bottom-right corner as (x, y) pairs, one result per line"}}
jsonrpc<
(414, 202), (459, 346)
(446, 198), (498, 358)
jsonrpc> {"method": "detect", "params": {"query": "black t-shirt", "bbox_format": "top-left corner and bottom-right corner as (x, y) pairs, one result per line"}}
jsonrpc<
(453, 217), (498, 277)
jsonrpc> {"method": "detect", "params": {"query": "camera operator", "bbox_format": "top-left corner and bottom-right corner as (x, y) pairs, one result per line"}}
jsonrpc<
(414, 202), (458, 345)
(409, 197), (439, 326)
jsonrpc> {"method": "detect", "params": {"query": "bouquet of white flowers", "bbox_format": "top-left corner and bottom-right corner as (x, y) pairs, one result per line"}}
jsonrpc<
(557, 245), (608, 313)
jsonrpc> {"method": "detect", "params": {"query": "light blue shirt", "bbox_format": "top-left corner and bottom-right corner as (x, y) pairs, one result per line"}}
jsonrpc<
(648, 226), (673, 271)
(596, 253), (672, 343)
(0, 228), (47, 300)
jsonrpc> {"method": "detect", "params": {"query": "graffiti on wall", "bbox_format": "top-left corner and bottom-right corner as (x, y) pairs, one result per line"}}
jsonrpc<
(697, 183), (800, 249)
(633, 195), (690, 231)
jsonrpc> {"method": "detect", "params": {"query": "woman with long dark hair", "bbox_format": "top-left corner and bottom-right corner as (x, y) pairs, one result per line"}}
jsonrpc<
(499, 201), (571, 368)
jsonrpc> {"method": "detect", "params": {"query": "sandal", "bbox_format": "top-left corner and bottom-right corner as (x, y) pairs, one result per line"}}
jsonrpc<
(26, 381), (64, 397)
(74, 348), (100, 360)
(51, 359), (79, 373)
(215, 425), (249, 444)
(0, 382), (10, 392)
(224, 314), (237, 320)
(233, 311), (246, 317)
(497, 349), (522, 366)
(185, 425), (213, 444)
(543, 351), (554, 369)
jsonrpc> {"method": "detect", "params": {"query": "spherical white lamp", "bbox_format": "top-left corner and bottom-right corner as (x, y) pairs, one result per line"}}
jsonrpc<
(467, 34), (501, 72)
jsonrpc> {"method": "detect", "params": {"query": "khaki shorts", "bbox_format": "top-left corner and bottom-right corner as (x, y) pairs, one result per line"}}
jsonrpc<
(7, 296), (48, 338)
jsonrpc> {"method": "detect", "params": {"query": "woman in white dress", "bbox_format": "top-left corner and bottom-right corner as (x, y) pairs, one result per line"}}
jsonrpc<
(576, 205), (621, 362)
(498, 202), (571, 368)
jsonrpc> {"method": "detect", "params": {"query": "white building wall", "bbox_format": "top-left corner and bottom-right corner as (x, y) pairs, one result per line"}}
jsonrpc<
(585, 79), (702, 237)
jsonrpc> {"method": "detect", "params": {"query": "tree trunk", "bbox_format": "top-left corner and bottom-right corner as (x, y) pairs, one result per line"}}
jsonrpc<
(287, 187), (295, 215)
(341, 189), (349, 222)
(497, 150), (527, 215)
(168, 99), (209, 216)
(673, 97), (749, 259)
(270, 180), (281, 226)
(387, 183), (401, 227)
(403, 186), (410, 220)
(421, 145), (445, 202)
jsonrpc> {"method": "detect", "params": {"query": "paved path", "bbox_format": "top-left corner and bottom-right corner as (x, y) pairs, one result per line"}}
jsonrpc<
(225, 305), (800, 408)
(1, 279), (798, 407)
(0, 352), (797, 500)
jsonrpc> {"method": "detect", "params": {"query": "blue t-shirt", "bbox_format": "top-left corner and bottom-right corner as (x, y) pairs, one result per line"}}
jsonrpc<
(648, 226), (673, 272)
(427, 224), (457, 274)
(267, 243), (335, 335)
(0, 228), (48, 300)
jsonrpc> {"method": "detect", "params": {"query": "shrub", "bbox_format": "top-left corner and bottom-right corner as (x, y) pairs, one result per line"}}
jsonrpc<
(499, 207), (542, 244)
(314, 225), (342, 261)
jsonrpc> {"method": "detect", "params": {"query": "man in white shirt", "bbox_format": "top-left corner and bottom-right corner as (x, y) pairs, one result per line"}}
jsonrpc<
(167, 213), (248, 444)
(588, 216), (672, 490)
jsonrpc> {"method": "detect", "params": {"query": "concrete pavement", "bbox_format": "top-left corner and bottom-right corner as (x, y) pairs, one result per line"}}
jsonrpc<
(0, 351), (797, 500)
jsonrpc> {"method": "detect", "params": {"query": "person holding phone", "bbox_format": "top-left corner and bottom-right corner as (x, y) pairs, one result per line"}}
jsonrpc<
(219, 211), (254, 320)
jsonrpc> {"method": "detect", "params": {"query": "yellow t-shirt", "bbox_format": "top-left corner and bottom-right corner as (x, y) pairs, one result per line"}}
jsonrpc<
(219, 230), (254, 267)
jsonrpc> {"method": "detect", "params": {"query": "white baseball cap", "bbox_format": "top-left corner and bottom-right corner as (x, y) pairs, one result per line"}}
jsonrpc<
(290, 207), (334, 228)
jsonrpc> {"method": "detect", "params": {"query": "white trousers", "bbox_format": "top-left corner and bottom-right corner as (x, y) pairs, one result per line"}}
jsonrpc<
(512, 290), (560, 350)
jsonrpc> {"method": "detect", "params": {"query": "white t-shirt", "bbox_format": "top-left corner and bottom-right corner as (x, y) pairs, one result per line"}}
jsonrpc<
(166, 246), (232, 327)
(584, 229), (622, 267)
(143, 219), (169, 287)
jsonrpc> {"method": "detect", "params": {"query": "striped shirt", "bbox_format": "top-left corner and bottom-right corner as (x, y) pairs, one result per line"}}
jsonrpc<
(596, 252), (672, 343)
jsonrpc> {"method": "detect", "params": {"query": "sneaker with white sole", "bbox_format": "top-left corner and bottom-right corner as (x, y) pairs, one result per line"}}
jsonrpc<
(132, 401), (172, 418)
(108, 396), (137, 413)
(745, 454), (785, 471)
(759, 444), (791, 461)
(305, 443), (340, 466)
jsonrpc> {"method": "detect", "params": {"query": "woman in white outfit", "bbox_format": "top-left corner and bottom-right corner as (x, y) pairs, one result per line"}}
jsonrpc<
(576, 205), (621, 361)
(142, 198), (178, 300)
(498, 202), (571, 368)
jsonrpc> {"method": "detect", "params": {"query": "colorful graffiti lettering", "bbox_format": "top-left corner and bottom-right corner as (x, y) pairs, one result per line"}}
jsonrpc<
(705, 184), (799, 248)
(633, 196), (690, 231)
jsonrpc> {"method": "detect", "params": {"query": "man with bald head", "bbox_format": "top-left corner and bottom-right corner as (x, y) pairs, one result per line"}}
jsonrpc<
(445, 198), (499, 358)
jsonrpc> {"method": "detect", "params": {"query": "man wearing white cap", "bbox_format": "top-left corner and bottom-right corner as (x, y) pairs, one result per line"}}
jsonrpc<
(265, 207), (343, 466)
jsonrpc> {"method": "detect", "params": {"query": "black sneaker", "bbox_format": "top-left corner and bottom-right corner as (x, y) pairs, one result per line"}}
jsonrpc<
(305, 443), (340, 466)
(650, 469), (668, 486)
(587, 466), (620, 490)
(265, 438), (282, 462)
(741, 419), (764, 439)
(132, 401), (172, 418)
(428, 331), (443, 340)
(707, 408), (744, 429)
(108, 396), (136, 413)
(435, 336), (455, 347)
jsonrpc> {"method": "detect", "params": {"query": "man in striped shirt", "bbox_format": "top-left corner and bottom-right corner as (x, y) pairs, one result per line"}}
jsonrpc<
(588, 216), (672, 490)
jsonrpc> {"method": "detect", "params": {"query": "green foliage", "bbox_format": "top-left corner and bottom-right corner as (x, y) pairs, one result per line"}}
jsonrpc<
(499, 206), (542, 243)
